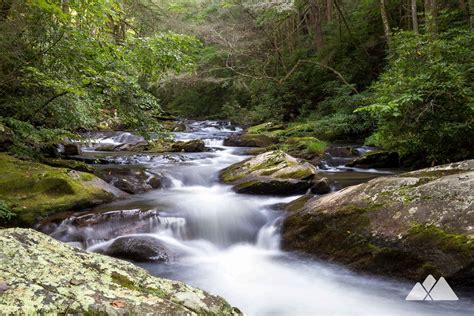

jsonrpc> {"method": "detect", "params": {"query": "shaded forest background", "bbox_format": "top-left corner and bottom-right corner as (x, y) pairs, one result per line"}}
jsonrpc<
(0, 0), (473, 165)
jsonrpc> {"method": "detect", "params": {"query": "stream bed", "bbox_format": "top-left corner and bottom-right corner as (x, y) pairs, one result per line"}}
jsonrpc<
(39, 121), (473, 315)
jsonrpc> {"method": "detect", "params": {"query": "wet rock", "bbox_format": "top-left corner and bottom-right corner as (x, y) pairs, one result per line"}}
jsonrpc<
(63, 143), (81, 156)
(220, 150), (316, 196)
(282, 159), (474, 281)
(0, 154), (120, 226)
(0, 228), (239, 315)
(95, 144), (117, 151)
(346, 150), (399, 168)
(310, 177), (331, 194)
(114, 141), (149, 152)
(94, 167), (170, 194)
(171, 139), (206, 152)
(223, 134), (277, 147)
(102, 236), (171, 262)
(233, 178), (311, 195)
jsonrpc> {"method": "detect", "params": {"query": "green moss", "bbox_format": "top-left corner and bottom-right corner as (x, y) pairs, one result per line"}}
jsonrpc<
(42, 158), (95, 173)
(407, 224), (473, 257)
(0, 154), (113, 226)
(279, 137), (327, 157)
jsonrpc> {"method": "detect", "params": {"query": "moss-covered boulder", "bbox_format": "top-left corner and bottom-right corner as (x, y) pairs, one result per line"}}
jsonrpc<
(42, 158), (95, 173)
(0, 228), (239, 315)
(281, 137), (327, 162)
(219, 150), (317, 195)
(171, 139), (206, 152)
(346, 150), (400, 168)
(223, 133), (278, 147)
(282, 160), (474, 282)
(0, 154), (123, 226)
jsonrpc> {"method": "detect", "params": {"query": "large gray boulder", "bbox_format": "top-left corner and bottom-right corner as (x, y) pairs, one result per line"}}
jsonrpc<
(219, 150), (317, 195)
(0, 228), (239, 315)
(282, 160), (474, 283)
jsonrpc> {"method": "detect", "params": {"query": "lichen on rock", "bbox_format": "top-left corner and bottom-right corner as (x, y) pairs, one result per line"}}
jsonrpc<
(282, 159), (474, 282)
(0, 228), (239, 315)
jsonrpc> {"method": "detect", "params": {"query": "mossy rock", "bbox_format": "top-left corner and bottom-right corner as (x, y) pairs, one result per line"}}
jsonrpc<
(246, 122), (285, 135)
(0, 228), (239, 315)
(219, 151), (317, 196)
(171, 139), (206, 152)
(280, 137), (327, 160)
(223, 134), (278, 147)
(282, 159), (474, 281)
(0, 154), (120, 226)
(42, 158), (95, 173)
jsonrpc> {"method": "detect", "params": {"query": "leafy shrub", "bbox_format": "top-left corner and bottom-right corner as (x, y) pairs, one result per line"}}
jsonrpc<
(0, 201), (15, 225)
(359, 29), (474, 163)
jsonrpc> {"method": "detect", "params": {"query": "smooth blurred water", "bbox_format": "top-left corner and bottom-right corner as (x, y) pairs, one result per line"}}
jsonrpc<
(44, 121), (473, 315)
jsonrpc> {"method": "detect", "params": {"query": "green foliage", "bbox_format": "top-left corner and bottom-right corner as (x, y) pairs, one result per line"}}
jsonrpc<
(359, 28), (474, 163)
(0, 0), (200, 152)
(0, 201), (15, 224)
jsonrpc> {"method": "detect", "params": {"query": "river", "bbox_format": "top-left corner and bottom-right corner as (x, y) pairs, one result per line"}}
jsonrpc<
(39, 121), (472, 315)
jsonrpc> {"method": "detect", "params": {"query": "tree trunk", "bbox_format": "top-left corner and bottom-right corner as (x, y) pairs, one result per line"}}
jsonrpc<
(424, 0), (438, 33)
(411, 0), (419, 33)
(326, 0), (334, 21)
(470, 0), (474, 27)
(309, 0), (324, 50)
(380, 0), (392, 51)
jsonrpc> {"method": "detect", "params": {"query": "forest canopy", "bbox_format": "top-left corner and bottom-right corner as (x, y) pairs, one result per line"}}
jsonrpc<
(0, 0), (473, 165)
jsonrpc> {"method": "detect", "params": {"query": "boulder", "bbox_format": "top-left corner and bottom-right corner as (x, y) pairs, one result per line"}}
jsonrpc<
(102, 236), (171, 262)
(346, 150), (400, 168)
(95, 144), (117, 151)
(171, 139), (206, 152)
(282, 160), (474, 282)
(94, 167), (170, 194)
(63, 143), (81, 156)
(42, 158), (95, 173)
(219, 150), (316, 195)
(0, 228), (239, 315)
(310, 177), (331, 194)
(223, 134), (277, 147)
(114, 141), (149, 152)
(282, 137), (326, 162)
(0, 154), (123, 226)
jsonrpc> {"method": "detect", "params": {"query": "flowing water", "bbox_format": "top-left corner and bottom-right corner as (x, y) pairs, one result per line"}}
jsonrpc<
(40, 121), (473, 315)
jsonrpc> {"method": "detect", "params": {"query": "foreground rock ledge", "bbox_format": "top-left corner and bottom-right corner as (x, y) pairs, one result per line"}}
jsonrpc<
(0, 228), (239, 315)
(282, 160), (474, 283)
